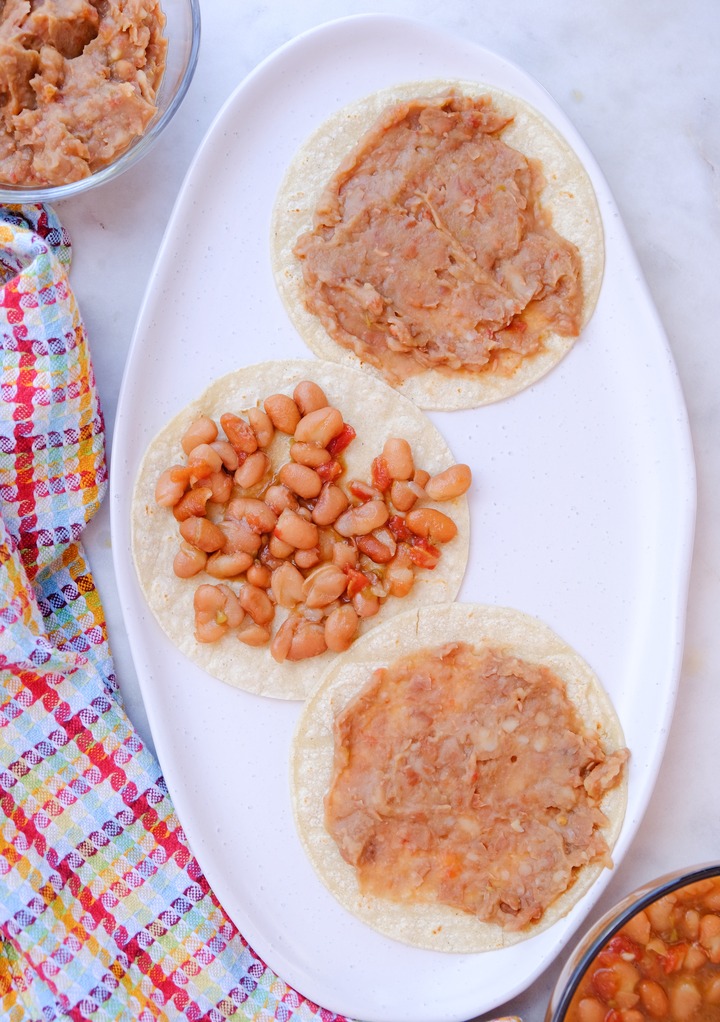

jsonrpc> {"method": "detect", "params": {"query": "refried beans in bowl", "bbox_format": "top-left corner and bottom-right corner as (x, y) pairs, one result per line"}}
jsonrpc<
(0, 0), (200, 201)
(546, 863), (720, 1022)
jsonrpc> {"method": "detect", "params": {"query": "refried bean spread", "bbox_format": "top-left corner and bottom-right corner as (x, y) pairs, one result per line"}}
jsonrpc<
(325, 641), (628, 930)
(0, 0), (167, 187)
(295, 93), (584, 383)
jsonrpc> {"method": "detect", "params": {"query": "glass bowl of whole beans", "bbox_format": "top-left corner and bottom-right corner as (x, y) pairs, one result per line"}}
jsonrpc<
(546, 863), (720, 1022)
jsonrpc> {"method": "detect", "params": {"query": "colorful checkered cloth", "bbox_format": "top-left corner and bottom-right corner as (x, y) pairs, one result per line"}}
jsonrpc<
(0, 205), (351, 1022)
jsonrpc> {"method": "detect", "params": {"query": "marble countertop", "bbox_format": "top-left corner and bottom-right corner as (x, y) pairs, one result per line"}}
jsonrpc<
(57, 1), (718, 1019)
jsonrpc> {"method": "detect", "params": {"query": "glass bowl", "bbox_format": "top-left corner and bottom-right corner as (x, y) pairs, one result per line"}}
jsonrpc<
(0, 0), (201, 203)
(546, 863), (720, 1022)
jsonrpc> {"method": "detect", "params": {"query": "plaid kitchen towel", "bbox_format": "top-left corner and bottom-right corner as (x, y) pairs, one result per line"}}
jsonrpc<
(0, 204), (353, 1022)
(0, 204), (521, 1022)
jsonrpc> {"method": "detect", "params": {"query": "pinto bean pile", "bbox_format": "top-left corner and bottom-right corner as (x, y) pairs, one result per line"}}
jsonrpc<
(154, 379), (471, 663)
(565, 875), (720, 1022)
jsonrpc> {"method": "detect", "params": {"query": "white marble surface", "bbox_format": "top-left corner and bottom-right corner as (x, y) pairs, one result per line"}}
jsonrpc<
(58, 1), (718, 1019)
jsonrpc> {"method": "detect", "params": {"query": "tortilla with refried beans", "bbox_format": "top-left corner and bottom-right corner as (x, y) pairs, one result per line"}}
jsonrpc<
(291, 603), (628, 951)
(272, 80), (605, 411)
(131, 360), (471, 701)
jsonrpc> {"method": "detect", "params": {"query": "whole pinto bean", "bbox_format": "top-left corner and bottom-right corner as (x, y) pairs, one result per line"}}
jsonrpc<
(205, 550), (254, 578)
(218, 517), (262, 556)
(271, 562), (305, 608)
(278, 462), (322, 500)
(173, 543), (207, 578)
(268, 534), (294, 560)
(424, 464), (472, 501)
(234, 450), (270, 489)
(290, 442), (331, 467)
(172, 485), (212, 521)
(302, 564), (348, 608)
(332, 541), (358, 570)
(246, 407), (275, 448)
(187, 443), (223, 479)
(293, 406), (344, 447)
(246, 562), (271, 589)
(274, 508), (318, 550)
(269, 615), (296, 663)
(216, 584), (245, 628)
(181, 415), (218, 455)
(264, 484), (298, 515)
(264, 393), (301, 434)
(311, 483), (348, 526)
(334, 499), (389, 537)
(405, 507), (457, 544)
(179, 516), (226, 552)
(193, 584), (227, 643)
(220, 412), (258, 455)
(324, 605), (359, 652)
(389, 479), (423, 513)
(209, 440), (240, 472)
(226, 497), (277, 535)
(239, 583), (275, 626)
(237, 620), (271, 647)
(270, 614), (328, 663)
(288, 617), (327, 662)
(352, 589), (380, 618)
(317, 527), (336, 562)
(382, 437), (414, 481)
(193, 584), (244, 642)
(155, 466), (190, 507)
(293, 380), (328, 415)
(294, 547), (320, 570)
(206, 470), (233, 505)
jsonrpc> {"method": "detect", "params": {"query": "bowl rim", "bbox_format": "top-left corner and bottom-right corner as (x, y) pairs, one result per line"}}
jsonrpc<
(0, 0), (201, 204)
(548, 861), (720, 1022)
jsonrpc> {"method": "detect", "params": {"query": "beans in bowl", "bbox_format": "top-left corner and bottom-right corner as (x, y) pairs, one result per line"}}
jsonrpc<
(564, 875), (720, 1022)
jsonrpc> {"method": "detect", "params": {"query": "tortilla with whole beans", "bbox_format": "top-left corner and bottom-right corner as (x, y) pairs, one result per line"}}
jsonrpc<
(272, 80), (604, 411)
(131, 360), (471, 701)
(291, 603), (628, 952)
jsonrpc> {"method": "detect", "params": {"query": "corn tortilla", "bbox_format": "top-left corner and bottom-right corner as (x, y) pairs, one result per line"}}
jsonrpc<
(291, 603), (628, 951)
(271, 80), (605, 411)
(131, 360), (471, 700)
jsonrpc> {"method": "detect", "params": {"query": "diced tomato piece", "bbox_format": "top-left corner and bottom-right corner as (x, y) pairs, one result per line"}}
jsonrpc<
(348, 480), (377, 500)
(371, 455), (392, 492)
(327, 422), (356, 456)
(316, 459), (342, 482)
(606, 934), (642, 961)
(591, 967), (618, 1002)
(345, 567), (372, 599)
(660, 942), (688, 973)
(387, 514), (411, 541)
(604, 1011), (623, 1022)
(407, 538), (441, 569)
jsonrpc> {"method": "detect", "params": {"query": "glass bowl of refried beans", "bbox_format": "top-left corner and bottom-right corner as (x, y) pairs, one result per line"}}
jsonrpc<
(546, 862), (720, 1022)
(0, 0), (200, 201)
